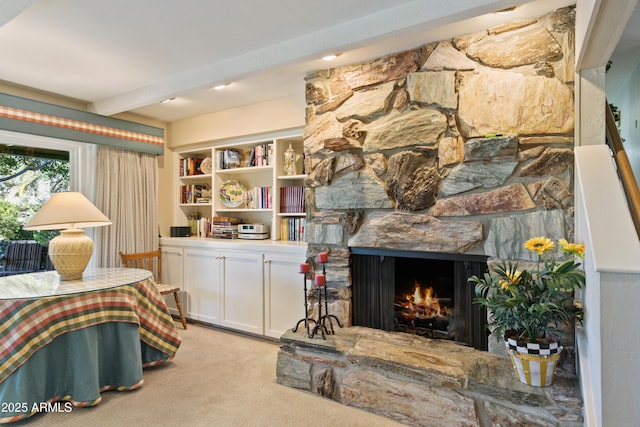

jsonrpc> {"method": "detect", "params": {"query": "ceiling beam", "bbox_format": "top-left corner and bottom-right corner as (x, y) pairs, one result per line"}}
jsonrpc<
(89, 0), (517, 116)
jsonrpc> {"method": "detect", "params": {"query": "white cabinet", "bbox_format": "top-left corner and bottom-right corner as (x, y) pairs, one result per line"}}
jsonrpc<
(183, 247), (222, 325)
(161, 245), (185, 316)
(263, 252), (304, 338)
(160, 238), (306, 338)
(220, 250), (264, 335)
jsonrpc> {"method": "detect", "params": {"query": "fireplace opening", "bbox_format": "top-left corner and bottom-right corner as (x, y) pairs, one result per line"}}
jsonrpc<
(351, 248), (489, 350)
(394, 258), (454, 340)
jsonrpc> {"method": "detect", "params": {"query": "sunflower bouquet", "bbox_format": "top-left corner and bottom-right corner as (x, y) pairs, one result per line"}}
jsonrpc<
(469, 237), (586, 344)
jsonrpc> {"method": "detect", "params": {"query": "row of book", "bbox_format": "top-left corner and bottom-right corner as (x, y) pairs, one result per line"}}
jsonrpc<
(212, 216), (241, 239)
(180, 184), (210, 204)
(280, 186), (305, 213)
(216, 149), (241, 170)
(190, 216), (242, 239)
(280, 217), (306, 242)
(215, 144), (274, 170)
(179, 156), (203, 177)
(246, 186), (272, 209)
(245, 143), (273, 167)
(187, 215), (304, 241)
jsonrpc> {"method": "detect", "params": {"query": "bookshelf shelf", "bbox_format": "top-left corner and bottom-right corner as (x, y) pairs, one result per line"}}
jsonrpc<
(180, 174), (211, 180)
(217, 165), (272, 174)
(277, 174), (307, 180)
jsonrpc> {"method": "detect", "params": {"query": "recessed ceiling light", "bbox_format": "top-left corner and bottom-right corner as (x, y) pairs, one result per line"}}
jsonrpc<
(213, 83), (230, 90)
(322, 53), (341, 61)
(160, 97), (176, 103)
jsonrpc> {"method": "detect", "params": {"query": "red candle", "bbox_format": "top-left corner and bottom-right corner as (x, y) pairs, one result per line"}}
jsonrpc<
(299, 263), (310, 273)
(317, 252), (328, 263)
(315, 274), (326, 286)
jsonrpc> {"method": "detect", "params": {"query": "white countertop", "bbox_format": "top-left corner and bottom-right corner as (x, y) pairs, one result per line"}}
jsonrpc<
(160, 236), (307, 254)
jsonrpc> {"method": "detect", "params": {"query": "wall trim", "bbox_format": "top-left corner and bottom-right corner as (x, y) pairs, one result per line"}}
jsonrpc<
(0, 93), (164, 154)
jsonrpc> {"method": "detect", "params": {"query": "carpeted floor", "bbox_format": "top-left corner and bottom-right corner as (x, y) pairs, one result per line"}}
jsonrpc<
(14, 322), (403, 426)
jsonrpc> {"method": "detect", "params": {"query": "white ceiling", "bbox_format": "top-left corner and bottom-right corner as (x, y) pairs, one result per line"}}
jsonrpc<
(1, 0), (630, 125)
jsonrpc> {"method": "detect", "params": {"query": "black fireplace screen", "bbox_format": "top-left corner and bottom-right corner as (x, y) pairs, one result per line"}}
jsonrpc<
(351, 249), (489, 351)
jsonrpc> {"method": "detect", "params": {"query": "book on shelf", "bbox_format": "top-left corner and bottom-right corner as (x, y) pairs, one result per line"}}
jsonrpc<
(216, 149), (241, 170)
(245, 143), (273, 167)
(246, 186), (272, 209)
(213, 216), (242, 225)
(193, 217), (212, 238)
(210, 216), (242, 239)
(180, 184), (210, 204)
(280, 217), (306, 242)
(279, 186), (305, 213)
(180, 156), (204, 176)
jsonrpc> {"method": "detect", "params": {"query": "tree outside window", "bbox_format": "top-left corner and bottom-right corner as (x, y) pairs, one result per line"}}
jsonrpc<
(0, 145), (70, 256)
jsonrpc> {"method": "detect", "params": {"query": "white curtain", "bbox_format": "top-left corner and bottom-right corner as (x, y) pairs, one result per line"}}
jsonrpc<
(94, 145), (158, 267)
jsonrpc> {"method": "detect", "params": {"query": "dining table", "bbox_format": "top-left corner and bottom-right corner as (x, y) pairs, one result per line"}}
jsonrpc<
(0, 268), (181, 423)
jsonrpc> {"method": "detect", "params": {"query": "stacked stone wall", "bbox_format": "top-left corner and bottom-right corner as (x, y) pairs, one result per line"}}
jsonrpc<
(302, 7), (576, 327)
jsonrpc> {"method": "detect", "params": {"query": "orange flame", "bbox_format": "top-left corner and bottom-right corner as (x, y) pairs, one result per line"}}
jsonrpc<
(401, 281), (446, 319)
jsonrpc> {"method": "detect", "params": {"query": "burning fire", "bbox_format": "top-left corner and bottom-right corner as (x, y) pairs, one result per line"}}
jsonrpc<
(396, 281), (447, 320)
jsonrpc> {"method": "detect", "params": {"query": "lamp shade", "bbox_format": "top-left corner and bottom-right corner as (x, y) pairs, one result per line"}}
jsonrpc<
(23, 192), (111, 281)
(24, 191), (111, 231)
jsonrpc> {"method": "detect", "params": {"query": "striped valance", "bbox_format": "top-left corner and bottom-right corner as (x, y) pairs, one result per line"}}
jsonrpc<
(0, 93), (164, 154)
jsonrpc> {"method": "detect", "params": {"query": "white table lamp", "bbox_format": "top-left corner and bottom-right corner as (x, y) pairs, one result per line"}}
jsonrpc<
(24, 191), (111, 280)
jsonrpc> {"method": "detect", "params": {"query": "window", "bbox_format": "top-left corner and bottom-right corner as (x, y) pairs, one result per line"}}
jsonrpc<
(0, 129), (95, 260)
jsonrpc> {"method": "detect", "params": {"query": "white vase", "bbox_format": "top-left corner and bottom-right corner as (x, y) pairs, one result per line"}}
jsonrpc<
(284, 144), (296, 175)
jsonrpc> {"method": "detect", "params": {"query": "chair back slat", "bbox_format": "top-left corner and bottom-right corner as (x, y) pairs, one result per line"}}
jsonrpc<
(3, 241), (44, 272)
(118, 249), (162, 282)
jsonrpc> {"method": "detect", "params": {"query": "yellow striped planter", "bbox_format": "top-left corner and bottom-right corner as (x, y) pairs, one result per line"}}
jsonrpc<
(504, 335), (562, 387)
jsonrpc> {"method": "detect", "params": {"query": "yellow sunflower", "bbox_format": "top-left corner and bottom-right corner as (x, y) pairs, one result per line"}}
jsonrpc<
(559, 238), (585, 258)
(498, 269), (521, 290)
(524, 236), (555, 255)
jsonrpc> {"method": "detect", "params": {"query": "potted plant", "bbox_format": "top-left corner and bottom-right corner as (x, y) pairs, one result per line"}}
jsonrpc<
(468, 237), (586, 386)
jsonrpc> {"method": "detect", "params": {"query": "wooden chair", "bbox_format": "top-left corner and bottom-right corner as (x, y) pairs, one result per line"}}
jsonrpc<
(119, 249), (187, 329)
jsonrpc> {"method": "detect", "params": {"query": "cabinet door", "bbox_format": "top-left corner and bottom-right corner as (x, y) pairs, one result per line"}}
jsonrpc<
(184, 247), (222, 325)
(220, 250), (264, 335)
(161, 246), (185, 316)
(263, 252), (304, 338)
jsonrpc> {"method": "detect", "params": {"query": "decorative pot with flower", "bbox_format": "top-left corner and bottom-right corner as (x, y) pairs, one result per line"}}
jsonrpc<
(468, 237), (586, 386)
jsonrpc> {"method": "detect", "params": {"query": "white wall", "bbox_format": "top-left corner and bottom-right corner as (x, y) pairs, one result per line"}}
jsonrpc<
(562, 1), (640, 426)
(166, 95), (305, 148)
(575, 143), (640, 427)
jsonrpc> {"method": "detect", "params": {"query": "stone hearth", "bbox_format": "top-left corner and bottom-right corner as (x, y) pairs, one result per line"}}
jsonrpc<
(277, 327), (583, 427)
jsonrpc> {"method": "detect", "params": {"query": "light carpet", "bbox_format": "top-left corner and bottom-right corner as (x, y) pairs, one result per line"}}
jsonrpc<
(14, 323), (403, 427)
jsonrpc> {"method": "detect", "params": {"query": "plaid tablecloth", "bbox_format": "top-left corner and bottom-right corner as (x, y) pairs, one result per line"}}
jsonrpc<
(0, 268), (181, 387)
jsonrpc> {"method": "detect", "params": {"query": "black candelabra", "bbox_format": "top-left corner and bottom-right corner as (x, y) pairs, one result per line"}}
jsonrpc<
(308, 252), (343, 339)
(292, 259), (316, 335)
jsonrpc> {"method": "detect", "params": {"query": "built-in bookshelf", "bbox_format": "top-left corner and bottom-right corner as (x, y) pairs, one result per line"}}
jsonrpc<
(175, 130), (306, 241)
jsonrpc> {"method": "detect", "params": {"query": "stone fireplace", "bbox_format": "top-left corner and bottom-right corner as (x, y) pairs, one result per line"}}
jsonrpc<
(278, 6), (582, 426)
(302, 6), (576, 349)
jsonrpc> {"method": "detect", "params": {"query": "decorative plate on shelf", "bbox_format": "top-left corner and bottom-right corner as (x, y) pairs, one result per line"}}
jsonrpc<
(200, 157), (212, 174)
(219, 179), (246, 208)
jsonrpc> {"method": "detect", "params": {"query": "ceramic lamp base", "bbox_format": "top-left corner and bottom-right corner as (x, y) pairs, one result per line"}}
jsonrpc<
(48, 229), (94, 281)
